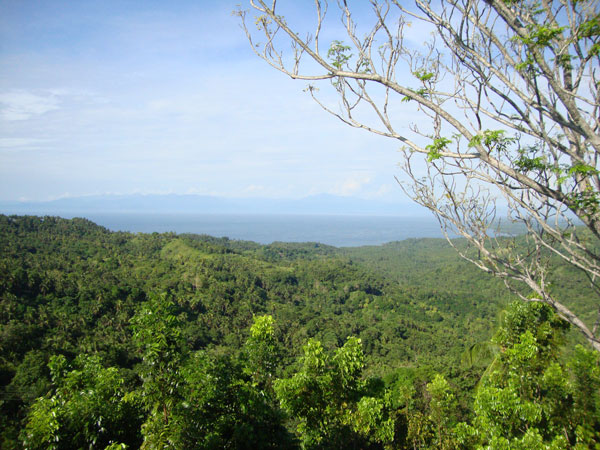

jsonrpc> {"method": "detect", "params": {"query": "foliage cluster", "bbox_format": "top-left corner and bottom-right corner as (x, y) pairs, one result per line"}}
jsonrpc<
(1, 215), (599, 448)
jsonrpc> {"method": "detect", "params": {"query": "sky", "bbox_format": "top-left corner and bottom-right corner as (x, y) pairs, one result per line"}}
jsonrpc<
(0, 0), (423, 204)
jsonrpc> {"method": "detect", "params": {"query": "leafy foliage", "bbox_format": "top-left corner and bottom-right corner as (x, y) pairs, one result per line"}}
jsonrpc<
(456, 302), (600, 449)
(1, 215), (599, 448)
(21, 355), (142, 449)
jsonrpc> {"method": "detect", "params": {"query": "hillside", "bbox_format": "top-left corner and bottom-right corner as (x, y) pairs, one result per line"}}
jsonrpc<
(1, 215), (597, 448)
(0, 216), (499, 374)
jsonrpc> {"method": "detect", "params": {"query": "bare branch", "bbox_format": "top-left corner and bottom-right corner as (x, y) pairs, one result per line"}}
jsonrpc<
(240, 0), (600, 351)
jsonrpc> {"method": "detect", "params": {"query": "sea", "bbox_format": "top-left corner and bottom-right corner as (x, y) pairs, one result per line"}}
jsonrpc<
(81, 213), (451, 247)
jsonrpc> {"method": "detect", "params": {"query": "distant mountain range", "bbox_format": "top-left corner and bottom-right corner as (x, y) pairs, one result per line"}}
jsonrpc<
(0, 194), (428, 217)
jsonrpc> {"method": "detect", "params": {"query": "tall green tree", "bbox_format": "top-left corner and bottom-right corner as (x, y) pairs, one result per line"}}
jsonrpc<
(456, 301), (600, 449)
(243, 314), (280, 392)
(173, 349), (293, 449)
(275, 336), (395, 448)
(137, 314), (293, 449)
(20, 355), (142, 450)
(131, 293), (185, 449)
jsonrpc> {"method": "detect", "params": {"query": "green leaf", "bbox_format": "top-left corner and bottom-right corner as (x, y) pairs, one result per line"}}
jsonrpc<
(426, 137), (452, 162)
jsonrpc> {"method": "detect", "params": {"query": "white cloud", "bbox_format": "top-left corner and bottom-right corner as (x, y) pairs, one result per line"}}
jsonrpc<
(330, 176), (372, 196)
(241, 184), (268, 195)
(0, 90), (60, 121)
(0, 3), (407, 202)
(0, 137), (48, 149)
(363, 183), (395, 199)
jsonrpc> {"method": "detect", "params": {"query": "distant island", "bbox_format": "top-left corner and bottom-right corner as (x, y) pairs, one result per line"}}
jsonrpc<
(0, 193), (428, 217)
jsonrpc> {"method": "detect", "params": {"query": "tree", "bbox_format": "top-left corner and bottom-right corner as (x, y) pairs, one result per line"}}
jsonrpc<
(455, 301), (600, 448)
(237, 0), (600, 351)
(130, 292), (186, 448)
(243, 314), (281, 392)
(20, 354), (142, 450)
(275, 337), (395, 448)
(173, 351), (293, 449)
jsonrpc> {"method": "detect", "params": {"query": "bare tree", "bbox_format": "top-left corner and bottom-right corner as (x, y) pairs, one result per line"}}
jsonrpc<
(237, 0), (600, 351)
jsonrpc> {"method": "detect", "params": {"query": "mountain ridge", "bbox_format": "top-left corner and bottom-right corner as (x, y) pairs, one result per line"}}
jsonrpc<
(0, 193), (427, 216)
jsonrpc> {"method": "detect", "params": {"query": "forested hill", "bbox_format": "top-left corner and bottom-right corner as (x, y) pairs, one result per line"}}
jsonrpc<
(1, 215), (598, 448)
(0, 215), (499, 373)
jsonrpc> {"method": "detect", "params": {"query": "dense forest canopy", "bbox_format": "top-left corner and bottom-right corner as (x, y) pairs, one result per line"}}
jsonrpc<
(1, 215), (599, 448)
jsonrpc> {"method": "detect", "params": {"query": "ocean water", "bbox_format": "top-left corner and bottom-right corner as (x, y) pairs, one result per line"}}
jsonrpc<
(83, 213), (449, 247)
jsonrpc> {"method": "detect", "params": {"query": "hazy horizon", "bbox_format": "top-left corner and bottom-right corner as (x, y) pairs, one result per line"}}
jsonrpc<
(0, 191), (430, 218)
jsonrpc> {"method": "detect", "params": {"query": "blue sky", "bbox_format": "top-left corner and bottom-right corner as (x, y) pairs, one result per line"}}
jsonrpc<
(0, 0), (416, 203)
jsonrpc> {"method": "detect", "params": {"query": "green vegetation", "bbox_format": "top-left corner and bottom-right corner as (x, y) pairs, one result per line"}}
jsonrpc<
(1, 215), (598, 448)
